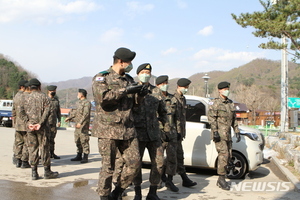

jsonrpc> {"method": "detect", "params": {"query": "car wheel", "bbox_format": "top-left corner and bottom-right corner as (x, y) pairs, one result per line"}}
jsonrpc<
(227, 151), (247, 179)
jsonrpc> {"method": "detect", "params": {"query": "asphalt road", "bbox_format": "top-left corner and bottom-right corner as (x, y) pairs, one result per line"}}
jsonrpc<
(0, 126), (299, 200)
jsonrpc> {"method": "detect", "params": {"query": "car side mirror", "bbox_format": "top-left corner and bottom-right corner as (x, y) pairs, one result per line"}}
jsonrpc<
(200, 115), (211, 129)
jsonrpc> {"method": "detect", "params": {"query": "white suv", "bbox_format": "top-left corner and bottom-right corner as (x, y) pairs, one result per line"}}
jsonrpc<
(143, 95), (264, 179)
(183, 95), (264, 178)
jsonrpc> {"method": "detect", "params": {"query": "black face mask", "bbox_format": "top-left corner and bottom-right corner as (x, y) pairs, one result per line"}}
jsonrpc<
(50, 92), (56, 96)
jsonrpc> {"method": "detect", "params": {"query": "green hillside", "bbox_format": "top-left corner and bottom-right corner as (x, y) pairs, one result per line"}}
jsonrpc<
(0, 55), (33, 99)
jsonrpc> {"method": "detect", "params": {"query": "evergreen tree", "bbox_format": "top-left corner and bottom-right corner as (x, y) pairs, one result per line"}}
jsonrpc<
(232, 0), (300, 60)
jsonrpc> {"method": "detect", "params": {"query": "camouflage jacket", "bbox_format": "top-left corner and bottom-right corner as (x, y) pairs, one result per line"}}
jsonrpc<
(173, 91), (187, 138)
(12, 91), (27, 131)
(20, 90), (51, 131)
(48, 96), (61, 126)
(69, 98), (91, 134)
(92, 67), (136, 140)
(207, 97), (239, 141)
(160, 92), (178, 140)
(133, 84), (168, 142)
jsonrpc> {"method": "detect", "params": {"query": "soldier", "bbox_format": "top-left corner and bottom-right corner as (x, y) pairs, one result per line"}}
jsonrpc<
(47, 85), (61, 159)
(20, 78), (59, 180)
(207, 81), (241, 190)
(12, 80), (30, 168)
(65, 89), (91, 163)
(156, 75), (179, 192)
(173, 78), (197, 187)
(132, 64), (168, 200)
(92, 47), (144, 200)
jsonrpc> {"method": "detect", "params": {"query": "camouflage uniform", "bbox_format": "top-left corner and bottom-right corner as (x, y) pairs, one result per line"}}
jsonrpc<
(92, 67), (140, 196)
(48, 96), (61, 153)
(160, 92), (178, 176)
(20, 90), (51, 167)
(173, 90), (187, 175)
(133, 84), (168, 187)
(68, 98), (91, 155)
(207, 97), (239, 175)
(12, 90), (29, 162)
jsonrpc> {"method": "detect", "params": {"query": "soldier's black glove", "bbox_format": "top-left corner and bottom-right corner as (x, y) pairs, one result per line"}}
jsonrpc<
(177, 133), (182, 141)
(236, 132), (241, 143)
(161, 131), (170, 142)
(139, 84), (149, 96)
(213, 131), (221, 143)
(125, 83), (143, 94)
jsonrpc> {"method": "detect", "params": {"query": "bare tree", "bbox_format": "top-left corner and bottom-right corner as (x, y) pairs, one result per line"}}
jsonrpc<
(234, 84), (266, 125)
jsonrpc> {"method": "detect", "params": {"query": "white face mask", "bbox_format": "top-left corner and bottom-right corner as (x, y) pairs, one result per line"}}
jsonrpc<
(124, 63), (133, 73)
(221, 90), (230, 97)
(180, 88), (188, 95)
(159, 84), (169, 92)
(138, 73), (151, 83)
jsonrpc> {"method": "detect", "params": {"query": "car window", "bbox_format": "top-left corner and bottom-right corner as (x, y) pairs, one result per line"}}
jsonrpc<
(186, 100), (206, 122)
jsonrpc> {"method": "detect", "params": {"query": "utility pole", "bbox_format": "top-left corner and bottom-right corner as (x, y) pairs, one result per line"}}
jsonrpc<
(280, 35), (288, 133)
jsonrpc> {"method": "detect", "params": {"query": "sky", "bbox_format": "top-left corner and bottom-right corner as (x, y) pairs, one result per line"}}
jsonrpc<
(0, 0), (282, 83)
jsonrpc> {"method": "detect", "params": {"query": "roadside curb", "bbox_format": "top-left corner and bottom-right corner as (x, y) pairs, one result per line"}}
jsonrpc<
(272, 156), (300, 192)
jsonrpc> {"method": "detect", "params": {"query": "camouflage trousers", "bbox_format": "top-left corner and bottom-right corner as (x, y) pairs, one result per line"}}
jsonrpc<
(215, 140), (232, 175)
(49, 125), (57, 152)
(74, 128), (90, 154)
(133, 139), (164, 186)
(27, 129), (51, 167)
(162, 138), (178, 176)
(14, 131), (29, 161)
(176, 139), (186, 175)
(97, 137), (140, 196)
(112, 150), (123, 184)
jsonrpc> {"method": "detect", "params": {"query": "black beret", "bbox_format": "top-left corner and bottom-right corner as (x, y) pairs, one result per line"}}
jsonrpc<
(136, 63), (152, 74)
(29, 78), (41, 86)
(47, 85), (57, 91)
(177, 78), (191, 87)
(24, 82), (30, 87)
(218, 81), (230, 89)
(18, 80), (28, 86)
(156, 75), (168, 85)
(78, 88), (87, 96)
(114, 47), (136, 62)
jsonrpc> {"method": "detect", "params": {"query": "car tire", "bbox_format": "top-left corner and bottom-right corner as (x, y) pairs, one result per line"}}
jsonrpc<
(227, 151), (247, 179)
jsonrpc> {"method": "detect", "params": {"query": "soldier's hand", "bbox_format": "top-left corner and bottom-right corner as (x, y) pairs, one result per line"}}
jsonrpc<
(75, 123), (81, 129)
(34, 124), (41, 131)
(65, 118), (69, 122)
(138, 84), (149, 96)
(125, 83), (143, 94)
(28, 124), (35, 131)
(213, 131), (221, 143)
(236, 132), (241, 143)
(57, 122), (61, 127)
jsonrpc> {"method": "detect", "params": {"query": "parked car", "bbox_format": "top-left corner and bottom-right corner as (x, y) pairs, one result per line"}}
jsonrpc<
(0, 99), (13, 127)
(143, 95), (264, 179)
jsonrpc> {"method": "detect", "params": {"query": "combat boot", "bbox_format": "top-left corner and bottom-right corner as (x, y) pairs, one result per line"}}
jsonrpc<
(109, 186), (125, 200)
(21, 161), (31, 168)
(217, 175), (230, 190)
(16, 158), (22, 168)
(50, 151), (60, 159)
(180, 172), (197, 187)
(161, 166), (167, 182)
(44, 166), (59, 179)
(133, 186), (142, 200)
(70, 153), (82, 161)
(32, 166), (39, 180)
(12, 155), (17, 165)
(165, 175), (179, 192)
(80, 153), (88, 163)
(146, 185), (160, 200)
